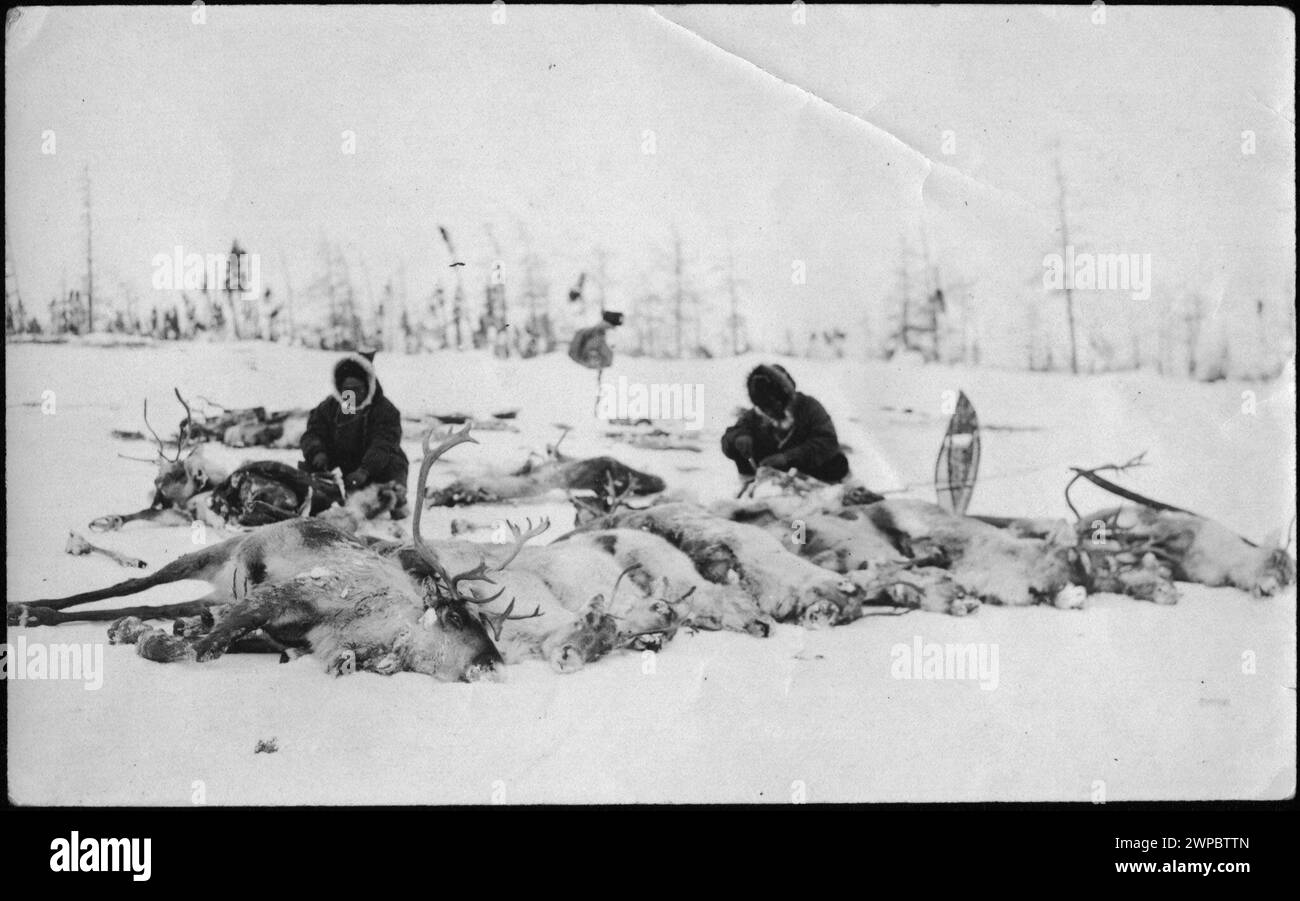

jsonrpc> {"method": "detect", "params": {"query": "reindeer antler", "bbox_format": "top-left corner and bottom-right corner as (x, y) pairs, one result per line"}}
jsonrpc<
(477, 598), (544, 641)
(141, 388), (198, 463)
(492, 517), (550, 571)
(411, 424), (479, 594)
(606, 563), (642, 618)
(600, 470), (640, 514)
(448, 558), (505, 602)
(408, 424), (549, 638)
(173, 388), (195, 459)
(547, 424), (572, 460)
(142, 398), (170, 461)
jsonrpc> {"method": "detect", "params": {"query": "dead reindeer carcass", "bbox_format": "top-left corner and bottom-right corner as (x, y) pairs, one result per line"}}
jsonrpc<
(424, 427), (665, 507)
(1078, 505), (1295, 597)
(993, 505), (1296, 602)
(677, 494), (1074, 614)
(207, 460), (405, 534)
(94, 389), (228, 532)
(559, 527), (776, 636)
(383, 529), (685, 672)
(10, 427), (517, 681)
(185, 398), (309, 450)
(570, 501), (865, 628)
(713, 463), (1294, 612)
(710, 495), (986, 615)
(10, 426), (669, 678)
(95, 391), (401, 535)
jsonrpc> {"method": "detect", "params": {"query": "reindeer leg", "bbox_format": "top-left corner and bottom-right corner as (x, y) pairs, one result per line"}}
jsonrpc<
(13, 600), (219, 627)
(190, 597), (279, 662)
(168, 610), (305, 661)
(89, 507), (191, 532)
(227, 631), (307, 662)
(65, 531), (148, 568)
(13, 533), (242, 616)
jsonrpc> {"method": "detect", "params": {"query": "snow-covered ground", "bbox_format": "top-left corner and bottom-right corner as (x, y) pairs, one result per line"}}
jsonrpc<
(5, 340), (1295, 803)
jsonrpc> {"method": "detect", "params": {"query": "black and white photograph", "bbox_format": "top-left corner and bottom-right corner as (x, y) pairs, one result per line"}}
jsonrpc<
(3, 2), (1295, 832)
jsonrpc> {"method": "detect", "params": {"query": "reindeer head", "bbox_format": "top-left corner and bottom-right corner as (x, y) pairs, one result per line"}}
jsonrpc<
(143, 389), (210, 506)
(549, 595), (620, 673)
(1247, 547), (1296, 597)
(403, 603), (505, 683)
(403, 425), (550, 681)
(569, 471), (643, 528)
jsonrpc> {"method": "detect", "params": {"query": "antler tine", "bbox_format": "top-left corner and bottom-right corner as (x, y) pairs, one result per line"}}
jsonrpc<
(548, 425), (571, 460)
(450, 557), (498, 593)
(600, 471), (640, 513)
(172, 384), (195, 460)
(478, 598), (544, 641)
(412, 425), (478, 546)
(172, 387), (194, 461)
(670, 585), (697, 607)
(607, 563), (642, 617)
(619, 474), (640, 503)
(411, 423), (479, 597)
(568, 490), (605, 524)
(492, 516), (551, 571)
(141, 398), (169, 460)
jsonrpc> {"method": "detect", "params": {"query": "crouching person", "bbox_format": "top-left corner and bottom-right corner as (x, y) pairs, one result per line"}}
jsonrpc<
(721, 363), (850, 484)
(301, 350), (410, 518)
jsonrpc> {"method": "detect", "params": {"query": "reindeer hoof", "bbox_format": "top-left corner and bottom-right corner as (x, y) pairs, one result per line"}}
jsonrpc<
(137, 630), (197, 663)
(109, 616), (151, 644)
(192, 634), (229, 662)
(327, 649), (357, 677)
(550, 644), (586, 674)
(746, 618), (773, 638)
(8, 604), (56, 627)
(88, 515), (124, 532)
(948, 595), (981, 617)
(799, 599), (839, 630)
(1152, 583), (1180, 605)
(172, 615), (208, 638)
(885, 582), (925, 608)
(1053, 584), (1088, 610)
(1251, 576), (1281, 598)
(628, 633), (665, 652)
(365, 651), (401, 674)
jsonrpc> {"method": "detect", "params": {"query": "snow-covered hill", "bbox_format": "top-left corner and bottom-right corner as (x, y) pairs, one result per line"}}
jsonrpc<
(4, 341), (1295, 803)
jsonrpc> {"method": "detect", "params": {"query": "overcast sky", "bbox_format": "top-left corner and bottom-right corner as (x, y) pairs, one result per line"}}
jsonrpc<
(5, 5), (1295, 360)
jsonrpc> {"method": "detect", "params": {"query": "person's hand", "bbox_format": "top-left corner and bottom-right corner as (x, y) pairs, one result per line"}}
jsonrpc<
(344, 469), (369, 492)
(758, 453), (789, 472)
(732, 434), (754, 459)
(310, 452), (330, 472)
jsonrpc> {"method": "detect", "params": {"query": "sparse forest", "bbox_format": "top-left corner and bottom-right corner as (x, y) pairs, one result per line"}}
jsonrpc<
(4, 168), (1292, 381)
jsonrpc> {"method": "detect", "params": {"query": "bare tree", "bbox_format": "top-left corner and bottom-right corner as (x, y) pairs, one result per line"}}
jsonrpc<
(1180, 291), (1206, 378)
(4, 226), (27, 335)
(279, 251), (297, 345)
(720, 246), (749, 356)
(672, 228), (685, 359)
(1051, 139), (1080, 374)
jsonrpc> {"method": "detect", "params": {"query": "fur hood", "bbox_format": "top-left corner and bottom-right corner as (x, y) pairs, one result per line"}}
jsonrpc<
(332, 351), (379, 411)
(746, 363), (797, 413)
